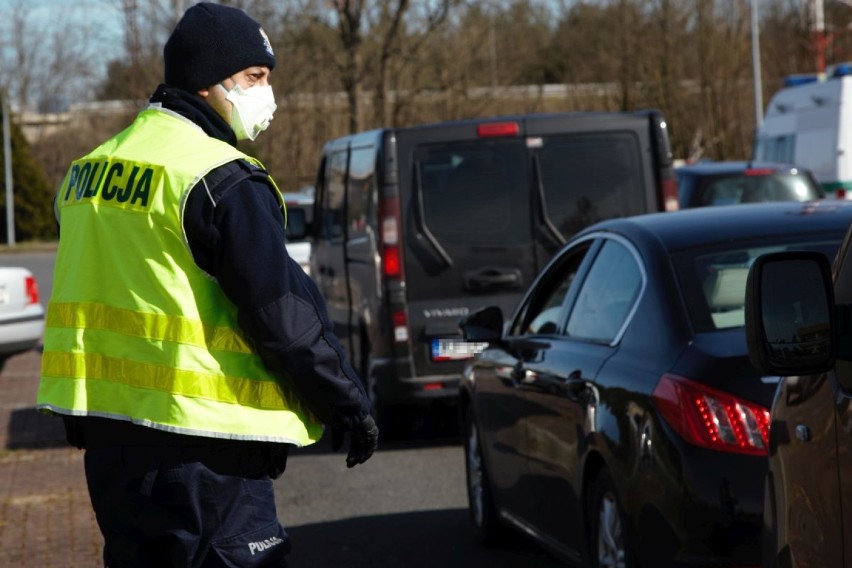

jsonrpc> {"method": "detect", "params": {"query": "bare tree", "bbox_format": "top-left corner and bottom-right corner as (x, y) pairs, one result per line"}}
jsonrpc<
(0, 0), (116, 114)
(18, 0), (844, 195)
(329, 0), (366, 133)
(1, 1), (46, 113)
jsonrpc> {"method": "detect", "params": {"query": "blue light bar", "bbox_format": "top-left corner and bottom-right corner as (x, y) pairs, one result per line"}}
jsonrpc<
(832, 62), (852, 77)
(784, 74), (819, 88)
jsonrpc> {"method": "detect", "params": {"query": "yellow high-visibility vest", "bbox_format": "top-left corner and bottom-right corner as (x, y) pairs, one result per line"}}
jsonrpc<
(37, 107), (323, 446)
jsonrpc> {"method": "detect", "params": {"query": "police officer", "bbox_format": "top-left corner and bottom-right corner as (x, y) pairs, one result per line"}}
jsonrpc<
(36, 3), (378, 567)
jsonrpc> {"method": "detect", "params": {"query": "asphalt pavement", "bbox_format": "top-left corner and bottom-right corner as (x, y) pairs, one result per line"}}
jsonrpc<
(0, 348), (563, 568)
(0, 247), (565, 568)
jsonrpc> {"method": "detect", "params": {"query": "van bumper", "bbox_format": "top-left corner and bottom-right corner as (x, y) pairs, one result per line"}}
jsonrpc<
(370, 357), (460, 404)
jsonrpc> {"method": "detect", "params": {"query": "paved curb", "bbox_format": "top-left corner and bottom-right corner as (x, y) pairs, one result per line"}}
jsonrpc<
(0, 241), (58, 254)
(0, 349), (103, 567)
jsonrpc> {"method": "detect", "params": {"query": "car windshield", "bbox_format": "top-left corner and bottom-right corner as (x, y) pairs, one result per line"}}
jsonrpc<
(695, 172), (822, 206)
(674, 236), (841, 332)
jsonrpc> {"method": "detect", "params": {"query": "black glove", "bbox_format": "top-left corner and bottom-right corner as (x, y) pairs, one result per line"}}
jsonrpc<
(331, 415), (379, 468)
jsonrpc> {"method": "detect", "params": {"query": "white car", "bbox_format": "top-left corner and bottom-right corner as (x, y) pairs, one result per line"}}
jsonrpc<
(286, 240), (312, 276)
(0, 267), (45, 368)
(283, 190), (314, 276)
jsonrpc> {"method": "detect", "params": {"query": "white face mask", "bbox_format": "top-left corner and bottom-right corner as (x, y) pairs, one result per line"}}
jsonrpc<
(219, 82), (277, 141)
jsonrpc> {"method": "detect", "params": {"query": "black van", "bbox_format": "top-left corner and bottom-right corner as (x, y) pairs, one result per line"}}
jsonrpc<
(309, 111), (676, 426)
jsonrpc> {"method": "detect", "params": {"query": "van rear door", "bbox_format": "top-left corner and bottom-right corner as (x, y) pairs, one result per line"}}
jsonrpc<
(525, 113), (662, 263)
(396, 121), (535, 381)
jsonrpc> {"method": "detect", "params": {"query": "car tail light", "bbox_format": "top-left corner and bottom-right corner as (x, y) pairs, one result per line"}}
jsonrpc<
(24, 276), (39, 305)
(662, 176), (679, 211)
(476, 122), (519, 138)
(379, 196), (404, 279)
(652, 373), (770, 456)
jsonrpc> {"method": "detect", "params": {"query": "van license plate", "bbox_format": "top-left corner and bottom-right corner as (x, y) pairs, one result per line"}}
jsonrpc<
(431, 338), (488, 361)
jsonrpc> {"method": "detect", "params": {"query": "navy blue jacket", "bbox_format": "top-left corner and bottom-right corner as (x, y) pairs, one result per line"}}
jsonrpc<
(149, 85), (371, 433)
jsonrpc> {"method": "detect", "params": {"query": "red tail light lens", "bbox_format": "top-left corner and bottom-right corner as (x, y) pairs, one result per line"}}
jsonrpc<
(652, 373), (770, 456)
(24, 276), (39, 305)
(379, 196), (403, 279)
(383, 245), (401, 277)
(476, 122), (520, 138)
(744, 168), (774, 176)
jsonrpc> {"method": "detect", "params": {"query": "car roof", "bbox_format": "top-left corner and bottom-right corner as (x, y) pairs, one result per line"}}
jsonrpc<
(676, 160), (809, 176)
(582, 201), (852, 253)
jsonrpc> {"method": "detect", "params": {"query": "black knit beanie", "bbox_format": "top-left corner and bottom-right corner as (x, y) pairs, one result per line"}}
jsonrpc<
(164, 2), (276, 93)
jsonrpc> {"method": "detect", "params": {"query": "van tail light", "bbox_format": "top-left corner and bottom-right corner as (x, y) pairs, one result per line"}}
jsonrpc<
(837, 188), (848, 200)
(477, 122), (520, 138)
(391, 309), (409, 343)
(662, 176), (679, 212)
(652, 373), (770, 456)
(24, 276), (40, 305)
(379, 196), (404, 279)
(380, 195), (409, 343)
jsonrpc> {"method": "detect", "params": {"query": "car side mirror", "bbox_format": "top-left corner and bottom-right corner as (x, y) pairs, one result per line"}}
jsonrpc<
(286, 208), (307, 240)
(459, 306), (504, 343)
(745, 251), (835, 375)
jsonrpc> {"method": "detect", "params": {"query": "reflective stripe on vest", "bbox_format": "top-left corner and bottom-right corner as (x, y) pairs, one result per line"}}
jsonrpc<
(37, 108), (322, 446)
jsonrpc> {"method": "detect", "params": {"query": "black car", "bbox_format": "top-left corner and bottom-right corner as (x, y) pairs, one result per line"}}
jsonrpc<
(458, 201), (852, 567)
(676, 160), (824, 208)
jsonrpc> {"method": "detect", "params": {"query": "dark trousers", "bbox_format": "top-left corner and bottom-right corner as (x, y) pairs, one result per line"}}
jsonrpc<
(84, 445), (290, 568)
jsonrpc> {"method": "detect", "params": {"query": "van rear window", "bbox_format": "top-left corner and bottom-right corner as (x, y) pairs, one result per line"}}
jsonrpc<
(536, 132), (647, 239)
(415, 140), (529, 245)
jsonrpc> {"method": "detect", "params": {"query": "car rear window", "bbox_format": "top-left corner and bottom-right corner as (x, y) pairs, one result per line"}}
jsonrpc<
(414, 139), (529, 245)
(675, 237), (842, 332)
(694, 172), (823, 207)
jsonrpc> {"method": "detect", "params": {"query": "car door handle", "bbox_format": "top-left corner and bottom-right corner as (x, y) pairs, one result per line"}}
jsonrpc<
(562, 369), (586, 393)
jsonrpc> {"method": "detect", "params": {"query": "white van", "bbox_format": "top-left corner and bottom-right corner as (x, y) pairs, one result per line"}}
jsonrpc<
(753, 64), (852, 199)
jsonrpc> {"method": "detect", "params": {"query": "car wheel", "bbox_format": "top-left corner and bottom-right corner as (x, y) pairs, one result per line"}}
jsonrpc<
(589, 469), (632, 568)
(463, 407), (503, 545)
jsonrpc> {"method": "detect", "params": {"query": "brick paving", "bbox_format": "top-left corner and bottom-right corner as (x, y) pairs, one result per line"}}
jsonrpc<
(0, 348), (104, 567)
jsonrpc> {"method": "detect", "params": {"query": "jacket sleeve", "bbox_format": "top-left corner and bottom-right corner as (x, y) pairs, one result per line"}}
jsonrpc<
(183, 163), (371, 430)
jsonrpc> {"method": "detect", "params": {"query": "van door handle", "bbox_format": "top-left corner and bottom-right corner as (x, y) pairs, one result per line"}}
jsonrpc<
(464, 268), (522, 292)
